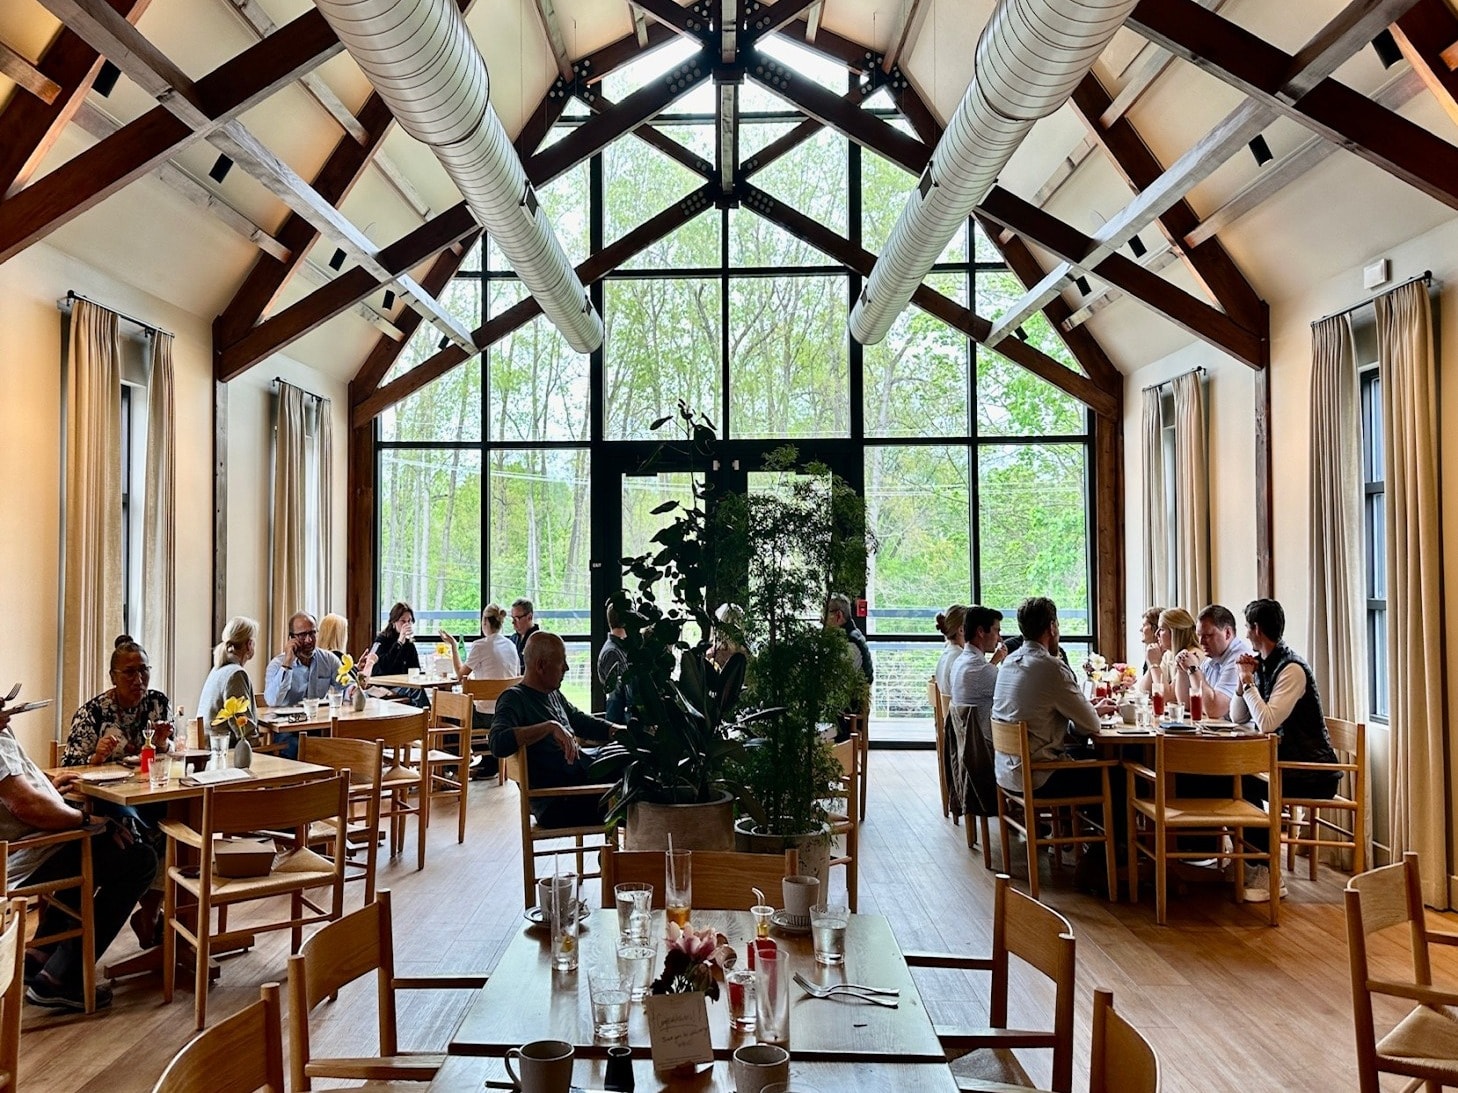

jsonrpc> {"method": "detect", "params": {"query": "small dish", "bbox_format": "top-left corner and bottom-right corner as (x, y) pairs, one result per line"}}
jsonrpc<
(1160, 722), (1200, 734)
(770, 910), (811, 935)
(522, 901), (591, 930)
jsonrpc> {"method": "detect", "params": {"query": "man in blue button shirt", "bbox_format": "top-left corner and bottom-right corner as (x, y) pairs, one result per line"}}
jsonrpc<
(263, 612), (341, 759)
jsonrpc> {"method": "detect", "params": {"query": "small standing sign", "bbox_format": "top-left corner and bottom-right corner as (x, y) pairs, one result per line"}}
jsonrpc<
(645, 993), (713, 1073)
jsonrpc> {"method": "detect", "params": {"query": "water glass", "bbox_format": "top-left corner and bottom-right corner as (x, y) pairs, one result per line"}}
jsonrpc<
(302, 696), (321, 720)
(810, 904), (848, 966)
(614, 882), (653, 941)
(149, 745), (173, 788)
(326, 688), (342, 712)
(617, 940), (655, 1001)
(665, 849), (691, 927)
(407, 667), (422, 681)
(546, 873), (580, 972)
(208, 730), (230, 769)
(726, 966), (758, 1031)
(587, 965), (632, 1040)
(1171, 702), (1186, 724)
(754, 943), (789, 1045)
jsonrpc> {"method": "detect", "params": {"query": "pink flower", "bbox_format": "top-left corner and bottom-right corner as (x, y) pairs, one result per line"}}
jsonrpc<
(666, 921), (719, 962)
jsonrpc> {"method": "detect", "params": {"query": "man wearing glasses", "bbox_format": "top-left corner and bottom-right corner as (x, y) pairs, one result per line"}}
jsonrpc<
(263, 612), (341, 758)
(508, 598), (540, 673)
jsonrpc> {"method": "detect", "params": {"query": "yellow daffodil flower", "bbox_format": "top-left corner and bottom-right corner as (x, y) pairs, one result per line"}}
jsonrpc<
(212, 695), (251, 726)
(336, 655), (355, 685)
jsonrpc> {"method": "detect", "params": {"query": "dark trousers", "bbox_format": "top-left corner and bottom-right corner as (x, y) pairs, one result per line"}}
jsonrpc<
(1243, 769), (1342, 853)
(24, 826), (157, 985)
(1028, 762), (1127, 844)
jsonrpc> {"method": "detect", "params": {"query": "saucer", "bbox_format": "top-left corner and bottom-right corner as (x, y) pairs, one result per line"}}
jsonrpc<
(523, 901), (591, 930)
(770, 910), (811, 935)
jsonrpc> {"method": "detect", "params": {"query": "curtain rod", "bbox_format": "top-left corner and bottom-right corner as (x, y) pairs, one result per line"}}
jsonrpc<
(1141, 365), (1207, 394)
(1312, 270), (1433, 327)
(57, 290), (173, 338)
(272, 376), (325, 403)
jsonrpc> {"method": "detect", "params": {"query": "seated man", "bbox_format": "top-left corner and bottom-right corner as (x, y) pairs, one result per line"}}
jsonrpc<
(1177, 603), (1252, 719)
(263, 611), (341, 759)
(950, 605), (1007, 740)
(491, 632), (620, 828)
(1231, 597), (1341, 902)
(0, 702), (156, 1012)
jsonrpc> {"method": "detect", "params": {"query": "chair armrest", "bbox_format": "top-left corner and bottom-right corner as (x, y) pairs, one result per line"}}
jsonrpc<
(394, 974), (489, 991)
(158, 819), (203, 849)
(530, 783), (616, 800)
(9, 823), (101, 851)
(1429, 931), (1458, 947)
(957, 1081), (1051, 1093)
(1028, 758), (1116, 771)
(903, 951), (994, 971)
(1279, 761), (1357, 772)
(1123, 760), (1157, 782)
(934, 1025), (1059, 1050)
(1367, 978), (1458, 1007)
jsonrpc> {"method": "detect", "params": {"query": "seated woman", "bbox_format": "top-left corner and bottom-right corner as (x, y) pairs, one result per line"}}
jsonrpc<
(196, 615), (260, 744)
(1136, 606), (1162, 674)
(440, 604), (517, 777)
(934, 604), (968, 699)
(1137, 607), (1202, 705)
(363, 601), (428, 708)
(317, 612), (349, 659)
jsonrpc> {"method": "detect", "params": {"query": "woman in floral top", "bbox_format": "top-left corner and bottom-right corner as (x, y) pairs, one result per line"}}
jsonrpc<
(62, 636), (172, 767)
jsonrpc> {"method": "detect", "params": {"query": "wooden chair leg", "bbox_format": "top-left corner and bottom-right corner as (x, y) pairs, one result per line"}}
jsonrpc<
(79, 843), (96, 1015)
(162, 845), (176, 1003)
(416, 789), (427, 871)
(193, 904), (210, 1030)
(997, 797), (1013, 876)
(1154, 827), (1168, 926)
(979, 816), (993, 871)
(1025, 808), (1041, 901)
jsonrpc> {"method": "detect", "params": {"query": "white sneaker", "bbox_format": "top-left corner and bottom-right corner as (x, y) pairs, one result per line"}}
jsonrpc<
(1241, 865), (1288, 902)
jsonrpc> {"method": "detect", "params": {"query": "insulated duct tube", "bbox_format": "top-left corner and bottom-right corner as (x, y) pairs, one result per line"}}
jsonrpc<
(849, 0), (1139, 345)
(313, 0), (603, 352)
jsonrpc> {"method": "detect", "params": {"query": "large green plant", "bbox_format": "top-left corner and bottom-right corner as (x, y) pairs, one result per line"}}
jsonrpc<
(592, 404), (756, 826)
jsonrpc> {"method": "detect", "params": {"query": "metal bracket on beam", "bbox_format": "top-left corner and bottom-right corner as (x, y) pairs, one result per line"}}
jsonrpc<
(856, 50), (912, 94)
(713, 63), (746, 84)
(547, 59), (600, 105)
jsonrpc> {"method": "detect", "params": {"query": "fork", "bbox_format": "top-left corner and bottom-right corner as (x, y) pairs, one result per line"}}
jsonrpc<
(791, 972), (899, 996)
(793, 973), (900, 1006)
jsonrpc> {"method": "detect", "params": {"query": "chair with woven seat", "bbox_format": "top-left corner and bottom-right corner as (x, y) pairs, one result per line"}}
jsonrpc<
(427, 689), (472, 843)
(1, 826), (99, 1014)
(0, 896), (26, 1092)
(463, 676), (521, 785)
(153, 982), (284, 1093)
(504, 751), (617, 907)
(296, 735), (385, 904)
(334, 710), (431, 871)
(286, 888), (488, 1090)
(600, 847), (799, 911)
(1125, 734), (1281, 925)
(991, 719), (1117, 901)
(161, 773), (350, 1028)
(905, 873), (1076, 1093)
(1345, 851), (1458, 1093)
(1282, 716), (1365, 881)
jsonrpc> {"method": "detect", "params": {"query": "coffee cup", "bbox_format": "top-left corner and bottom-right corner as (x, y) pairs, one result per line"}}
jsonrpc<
(780, 875), (819, 925)
(732, 1042), (790, 1093)
(505, 1038), (574, 1093)
(538, 875), (575, 917)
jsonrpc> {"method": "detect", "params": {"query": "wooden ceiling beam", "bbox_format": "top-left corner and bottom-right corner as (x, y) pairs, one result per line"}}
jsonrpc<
(979, 186), (1266, 369)
(744, 0), (822, 46)
(627, 0), (712, 44)
(530, 0), (575, 82)
(0, 8), (341, 265)
(1392, 0), (1458, 129)
(0, 39), (62, 104)
(0, 0), (150, 196)
(216, 204), (478, 382)
(1099, 0), (1229, 126)
(351, 241), (473, 397)
(881, 0), (930, 74)
(1129, 0), (1458, 210)
(586, 94), (714, 179)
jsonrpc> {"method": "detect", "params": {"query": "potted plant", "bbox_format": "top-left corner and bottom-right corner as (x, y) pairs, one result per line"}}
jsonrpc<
(593, 404), (758, 851)
(720, 447), (876, 882)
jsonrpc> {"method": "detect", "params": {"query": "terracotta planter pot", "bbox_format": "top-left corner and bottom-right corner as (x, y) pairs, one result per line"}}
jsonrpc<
(733, 817), (831, 886)
(625, 791), (735, 851)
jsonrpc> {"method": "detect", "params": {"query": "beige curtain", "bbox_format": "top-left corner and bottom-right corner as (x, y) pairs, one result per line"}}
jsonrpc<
(1307, 316), (1364, 721)
(60, 300), (123, 721)
(1141, 386), (1168, 607)
(142, 332), (176, 698)
(314, 398), (334, 612)
(1171, 371), (1209, 611)
(270, 383), (307, 652)
(1376, 281), (1448, 907)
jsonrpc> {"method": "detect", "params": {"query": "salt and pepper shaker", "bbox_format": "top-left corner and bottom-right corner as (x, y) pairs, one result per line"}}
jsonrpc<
(604, 1044), (634, 1091)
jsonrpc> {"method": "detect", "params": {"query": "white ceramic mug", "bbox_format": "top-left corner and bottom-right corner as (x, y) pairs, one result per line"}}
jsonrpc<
(504, 1038), (574, 1093)
(732, 1042), (791, 1092)
(538, 875), (576, 916)
(781, 875), (819, 924)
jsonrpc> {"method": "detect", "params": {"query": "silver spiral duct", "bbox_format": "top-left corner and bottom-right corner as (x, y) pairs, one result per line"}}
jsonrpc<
(849, 0), (1139, 345)
(313, 0), (603, 352)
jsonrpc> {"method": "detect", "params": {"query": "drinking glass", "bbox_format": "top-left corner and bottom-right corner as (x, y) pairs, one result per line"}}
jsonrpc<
(1171, 702), (1186, 724)
(587, 965), (632, 1040)
(810, 904), (848, 966)
(614, 882), (653, 941)
(726, 966), (758, 1031)
(751, 904), (774, 939)
(617, 940), (656, 1001)
(547, 873), (580, 972)
(326, 688), (342, 712)
(208, 728), (230, 769)
(754, 943), (789, 1045)
(302, 696), (321, 720)
(665, 849), (691, 927)
(149, 741), (173, 788)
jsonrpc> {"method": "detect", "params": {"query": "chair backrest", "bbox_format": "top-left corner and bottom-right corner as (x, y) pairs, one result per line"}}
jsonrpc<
(153, 982), (284, 1093)
(989, 874), (1076, 1092)
(287, 890), (396, 1091)
(1089, 989), (1159, 1093)
(1159, 734), (1276, 778)
(298, 736), (384, 789)
(345, 710), (430, 755)
(990, 719), (1035, 795)
(1324, 716), (1364, 764)
(927, 678), (939, 719)
(463, 676), (522, 702)
(205, 774), (350, 839)
(0, 896), (23, 1092)
(433, 689), (474, 727)
(600, 848), (800, 911)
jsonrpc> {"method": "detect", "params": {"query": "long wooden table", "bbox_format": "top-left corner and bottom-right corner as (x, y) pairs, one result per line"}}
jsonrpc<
(61, 752), (332, 807)
(258, 696), (422, 733)
(449, 910), (947, 1065)
(366, 672), (457, 689)
(428, 1054), (960, 1090)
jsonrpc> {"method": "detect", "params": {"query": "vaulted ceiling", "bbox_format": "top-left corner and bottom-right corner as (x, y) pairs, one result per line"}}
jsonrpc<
(3, 0), (1457, 403)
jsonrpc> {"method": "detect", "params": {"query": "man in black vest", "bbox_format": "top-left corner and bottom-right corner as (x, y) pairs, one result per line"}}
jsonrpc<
(1232, 597), (1341, 901)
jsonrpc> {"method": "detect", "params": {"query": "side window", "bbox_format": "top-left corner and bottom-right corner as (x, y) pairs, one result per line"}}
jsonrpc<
(1359, 366), (1387, 721)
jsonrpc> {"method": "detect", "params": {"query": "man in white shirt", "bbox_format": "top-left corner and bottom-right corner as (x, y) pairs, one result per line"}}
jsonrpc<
(1176, 604), (1251, 719)
(949, 605), (1006, 739)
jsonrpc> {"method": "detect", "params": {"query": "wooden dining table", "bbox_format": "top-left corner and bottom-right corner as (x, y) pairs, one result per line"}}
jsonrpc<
(258, 696), (422, 733)
(366, 672), (458, 689)
(449, 909), (948, 1066)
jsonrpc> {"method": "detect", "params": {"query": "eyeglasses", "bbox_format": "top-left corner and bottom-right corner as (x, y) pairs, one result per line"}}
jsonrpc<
(511, 613), (530, 621)
(115, 666), (150, 678)
(291, 629), (317, 639)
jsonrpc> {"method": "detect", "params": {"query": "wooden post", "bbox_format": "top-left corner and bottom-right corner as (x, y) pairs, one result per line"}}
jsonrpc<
(1093, 409), (1126, 657)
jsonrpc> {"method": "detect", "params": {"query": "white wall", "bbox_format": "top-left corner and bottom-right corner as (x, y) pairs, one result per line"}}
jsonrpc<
(0, 242), (347, 760)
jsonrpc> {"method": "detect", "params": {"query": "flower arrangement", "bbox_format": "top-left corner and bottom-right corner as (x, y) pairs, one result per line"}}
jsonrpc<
(336, 654), (358, 689)
(649, 922), (736, 1001)
(211, 695), (256, 739)
(1081, 655), (1137, 697)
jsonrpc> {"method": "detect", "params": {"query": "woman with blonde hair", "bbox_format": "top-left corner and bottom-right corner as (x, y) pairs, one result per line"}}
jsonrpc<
(440, 604), (517, 778)
(196, 615), (259, 742)
(317, 613), (349, 659)
(1137, 607), (1202, 704)
(934, 604), (968, 698)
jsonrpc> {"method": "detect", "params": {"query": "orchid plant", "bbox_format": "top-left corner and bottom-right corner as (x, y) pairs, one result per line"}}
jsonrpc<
(649, 922), (736, 1001)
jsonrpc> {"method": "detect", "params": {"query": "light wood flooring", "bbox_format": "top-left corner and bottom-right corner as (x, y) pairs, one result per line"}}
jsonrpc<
(18, 751), (1458, 1092)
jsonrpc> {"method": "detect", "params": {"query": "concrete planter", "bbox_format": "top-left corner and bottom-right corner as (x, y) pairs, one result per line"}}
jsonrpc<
(733, 816), (831, 886)
(624, 791), (736, 851)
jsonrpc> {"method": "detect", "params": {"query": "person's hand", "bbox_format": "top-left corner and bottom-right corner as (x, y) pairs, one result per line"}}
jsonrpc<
(53, 770), (80, 792)
(439, 629), (458, 651)
(1175, 649), (1197, 672)
(92, 734), (122, 764)
(1237, 653), (1258, 687)
(552, 724), (579, 763)
(990, 642), (1008, 665)
(1094, 697), (1118, 715)
(360, 650), (378, 677)
(1144, 641), (1160, 664)
(281, 634), (298, 666)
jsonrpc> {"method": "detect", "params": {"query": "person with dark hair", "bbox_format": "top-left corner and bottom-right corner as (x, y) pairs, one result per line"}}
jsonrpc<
(950, 606), (1006, 732)
(366, 602), (427, 708)
(62, 636), (172, 767)
(508, 598), (540, 673)
(1231, 597), (1340, 902)
(823, 593), (873, 687)
(263, 611), (340, 759)
(597, 600), (629, 724)
(1177, 604), (1251, 720)
(1137, 606), (1163, 673)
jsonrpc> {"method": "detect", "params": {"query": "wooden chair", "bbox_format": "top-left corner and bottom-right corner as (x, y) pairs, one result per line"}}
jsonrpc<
(599, 848), (799, 911)
(905, 873), (1077, 1093)
(334, 710), (431, 872)
(1125, 734), (1281, 926)
(152, 982), (284, 1093)
(0, 897), (26, 1092)
(161, 774), (350, 1029)
(463, 675), (521, 785)
(991, 719), (1117, 902)
(949, 703), (995, 870)
(930, 678), (952, 820)
(848, 711), (870, 821)
(427, 689), (471, 843)
(503, 751), (617, 907)
(1282, 716), (1365, 881)
(827, 736), (860, 911)
(286, 888), (488, 1090)
(1345, 852), (1458, 1093)
(296, 735), (384, 904)
(1, 826), (99, 1014)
